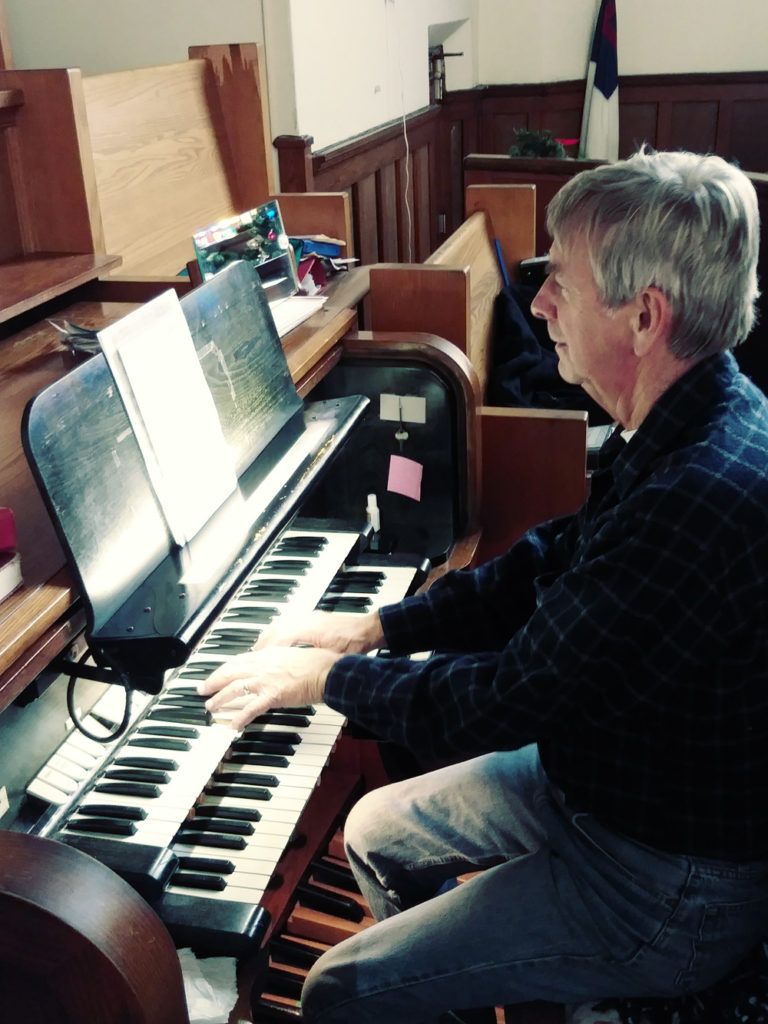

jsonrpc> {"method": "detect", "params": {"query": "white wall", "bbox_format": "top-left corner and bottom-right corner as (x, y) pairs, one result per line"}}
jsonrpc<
(5, 0), (768, 150)
(478, 0), (768, 83)
(264, 0), (474, 150)
(4, 0), (475, 151)
(4, 0), (266, 74)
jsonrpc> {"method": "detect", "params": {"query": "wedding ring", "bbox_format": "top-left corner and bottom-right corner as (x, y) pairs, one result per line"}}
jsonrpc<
(241, 681), (250, 696)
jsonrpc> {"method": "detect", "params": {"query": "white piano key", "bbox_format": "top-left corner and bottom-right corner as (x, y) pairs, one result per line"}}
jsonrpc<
(27, 776), (74, 806)
(47, 752), (92, 785)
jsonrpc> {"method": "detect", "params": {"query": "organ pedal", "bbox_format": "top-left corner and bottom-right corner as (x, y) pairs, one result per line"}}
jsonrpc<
(252, 826), (375, 1022)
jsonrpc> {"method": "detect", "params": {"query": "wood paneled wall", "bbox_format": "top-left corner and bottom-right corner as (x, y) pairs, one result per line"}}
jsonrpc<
(276, 70), (768, 275)
(444, 72), (768, 172)
(275, 70), (768, 393)
(275, 107), (446, 265)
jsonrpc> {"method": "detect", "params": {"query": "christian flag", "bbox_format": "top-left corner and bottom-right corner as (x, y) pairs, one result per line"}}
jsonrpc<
(579, 0), (619, 160)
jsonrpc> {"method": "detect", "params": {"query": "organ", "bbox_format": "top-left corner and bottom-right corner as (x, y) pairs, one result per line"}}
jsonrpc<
(1, 254), (482, 1019)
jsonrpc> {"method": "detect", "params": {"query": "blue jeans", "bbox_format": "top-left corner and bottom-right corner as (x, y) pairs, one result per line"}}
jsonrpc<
(301, 744), (768, 1023)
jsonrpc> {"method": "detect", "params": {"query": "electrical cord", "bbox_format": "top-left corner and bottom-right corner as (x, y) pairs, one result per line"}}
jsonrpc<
(65, 649), (133, 743)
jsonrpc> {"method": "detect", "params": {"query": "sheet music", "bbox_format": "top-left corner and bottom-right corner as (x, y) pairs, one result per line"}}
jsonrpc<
(269, 294), (326, 337)
(99, 290), (237, 546)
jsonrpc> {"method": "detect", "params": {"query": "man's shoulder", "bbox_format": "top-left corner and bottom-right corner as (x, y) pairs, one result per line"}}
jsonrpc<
(637, 407), (768, 541)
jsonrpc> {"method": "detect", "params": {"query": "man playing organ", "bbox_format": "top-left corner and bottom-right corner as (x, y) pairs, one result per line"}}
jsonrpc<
(202, 149), (768, 1024)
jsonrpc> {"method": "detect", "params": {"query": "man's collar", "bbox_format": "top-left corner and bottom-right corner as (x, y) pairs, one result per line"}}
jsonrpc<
(606, 352), (738, 493)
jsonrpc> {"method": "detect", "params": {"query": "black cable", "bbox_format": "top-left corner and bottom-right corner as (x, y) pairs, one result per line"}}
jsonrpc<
(65, 649), (133, 743)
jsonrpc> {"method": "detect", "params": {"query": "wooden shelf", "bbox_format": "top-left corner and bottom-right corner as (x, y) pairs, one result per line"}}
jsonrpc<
(0, 253), (121, 324)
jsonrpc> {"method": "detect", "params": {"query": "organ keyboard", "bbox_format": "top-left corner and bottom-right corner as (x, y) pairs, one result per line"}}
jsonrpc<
(26, 520), (425, 953)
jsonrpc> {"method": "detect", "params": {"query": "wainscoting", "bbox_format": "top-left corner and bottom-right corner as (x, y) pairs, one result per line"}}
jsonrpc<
(275, 70), (768, 393)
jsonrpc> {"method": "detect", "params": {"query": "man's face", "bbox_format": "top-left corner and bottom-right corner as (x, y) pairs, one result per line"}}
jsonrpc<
(530, 232), (637, 410)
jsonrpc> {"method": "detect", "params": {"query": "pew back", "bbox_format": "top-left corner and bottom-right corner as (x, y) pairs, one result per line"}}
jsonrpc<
(1, 44), (352, 289)
(369, 184), (535, 396)
(82, 44), (352, 283)
(367, 183), (588, 562)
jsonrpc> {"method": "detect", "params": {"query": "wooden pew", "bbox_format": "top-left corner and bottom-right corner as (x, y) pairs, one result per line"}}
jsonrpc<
(365, 184), (589, 563)
(0, 43), (354, 295)
(464, 155), (606, 260)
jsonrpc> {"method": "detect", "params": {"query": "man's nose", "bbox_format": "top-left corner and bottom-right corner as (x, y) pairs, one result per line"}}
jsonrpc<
(530, 278), (554, 320)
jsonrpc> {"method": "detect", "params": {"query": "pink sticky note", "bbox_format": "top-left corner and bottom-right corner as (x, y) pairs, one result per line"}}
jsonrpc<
(387, 455), (423, 501)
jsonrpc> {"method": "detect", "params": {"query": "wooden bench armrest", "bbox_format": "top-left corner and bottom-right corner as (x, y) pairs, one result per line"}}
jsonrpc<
(476, 405), (588, 564)
(368, 263), (471, 355)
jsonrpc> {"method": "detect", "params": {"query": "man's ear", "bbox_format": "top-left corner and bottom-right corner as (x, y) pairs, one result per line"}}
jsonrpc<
(633, 287), (673, 357)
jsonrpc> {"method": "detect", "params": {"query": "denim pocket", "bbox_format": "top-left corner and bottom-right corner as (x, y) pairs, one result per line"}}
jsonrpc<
(675, 893), (768, 989)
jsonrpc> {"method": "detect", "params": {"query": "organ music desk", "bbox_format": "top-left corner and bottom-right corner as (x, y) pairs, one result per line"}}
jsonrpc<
(0, 255), (482, 1019)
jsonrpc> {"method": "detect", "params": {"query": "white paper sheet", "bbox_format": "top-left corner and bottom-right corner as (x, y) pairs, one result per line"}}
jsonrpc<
(99, 290), (237, 545)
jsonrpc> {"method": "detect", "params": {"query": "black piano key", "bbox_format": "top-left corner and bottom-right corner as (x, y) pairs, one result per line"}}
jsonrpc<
(336, 569), (385, 581)
(90, 711), (121, 730)
(212, 773), (273, 797)
(175, 831), (247, 851)
(316, 596), (372, 612)
(202, 638), (254, 653)
(156, 694), (208, 708)
(176, 855), (235, 874)
(222, 607), (277, 624)
(280, 705), (316, 717)
(115, 755), (179, 771)
(195, 805), (263, 822)
(176, 666), (218, 680)
(261, 557), (312, 569)
(206, 628), (261, 641)
(95, 780), (161, 798)
(172, 871), (228, 891)
(236, 730), (302, 747)
(309, 859), (360, 893)
(240, 580), (296, 596)
(326, 578), (382, 594)
(238, 591), (292, 605)
(296, 883), (365, 923)
(227, 753), (290, 768)
(206, 784), (270, 803)
(251, 998), (302, 1022)
(214, 771), (279, 788)
(249, 713), (311, 729)
(66, 817), (137, 836)
(269, 935), (326, 969)
(104, 767), (171, 785)
(147, 708), (211, 726)
(127, 736), (191, 752)
(262, 967), (305, 1000)
(232, 740), (296, 757)
(183, 818), (255, 837)
(273, 535), (327, 552)
(77, 803), (147, 821)
(178, 660), (221, 674)
(137, 724), (200, 740)
(258, 559), (310, 575)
